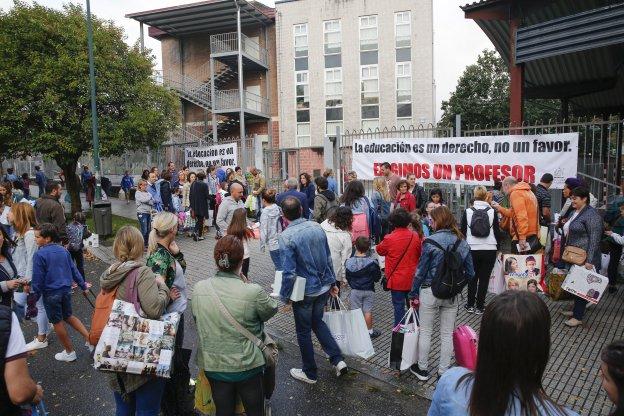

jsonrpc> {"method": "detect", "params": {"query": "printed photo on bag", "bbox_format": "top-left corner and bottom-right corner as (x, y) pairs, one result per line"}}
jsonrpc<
(503, 254), (544, 292)
(562, 265), (609, 304)
(93, 299), (180, 378)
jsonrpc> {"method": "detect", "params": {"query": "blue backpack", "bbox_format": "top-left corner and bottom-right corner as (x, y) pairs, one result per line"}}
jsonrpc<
(364, 197), (381, 241)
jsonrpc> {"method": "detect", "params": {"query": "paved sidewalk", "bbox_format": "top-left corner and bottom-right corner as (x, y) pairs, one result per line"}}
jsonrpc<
(95, 197), (621, 415)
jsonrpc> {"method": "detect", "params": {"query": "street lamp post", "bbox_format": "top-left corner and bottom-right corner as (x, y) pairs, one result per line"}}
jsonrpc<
(86, 0), (101, 200)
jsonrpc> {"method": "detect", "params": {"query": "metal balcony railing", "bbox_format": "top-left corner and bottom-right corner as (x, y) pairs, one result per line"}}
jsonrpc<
(214, 89), (269, 116)
(210, 32), (269, 67)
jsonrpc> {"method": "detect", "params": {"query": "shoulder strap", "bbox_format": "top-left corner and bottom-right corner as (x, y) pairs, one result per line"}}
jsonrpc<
(387, 233), (415, 279)
(425, 238), (444, 251)
(124, 267), (143, 314)
(206, 279), (266, 350)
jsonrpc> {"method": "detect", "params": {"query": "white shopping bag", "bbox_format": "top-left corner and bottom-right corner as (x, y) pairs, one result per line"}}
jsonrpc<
(487, 253), (505, 295)
(322, 298), (375, 359)
(270, 271), (306, 302)
(562, 265), (609, 304)
(388, 308), (419, 371)
(85, 233), (99, 248)
(600, 253), (610, 277)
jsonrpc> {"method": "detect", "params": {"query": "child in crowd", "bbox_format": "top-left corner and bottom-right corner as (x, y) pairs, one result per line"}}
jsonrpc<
(172, 186), (182, 213)
(66, 212), (91, 282)
(31, 223), (90, 362)
(345, 237), (382, 338)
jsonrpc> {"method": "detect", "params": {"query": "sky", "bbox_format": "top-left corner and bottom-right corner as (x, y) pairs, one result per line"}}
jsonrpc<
(0, 0), (493, 121)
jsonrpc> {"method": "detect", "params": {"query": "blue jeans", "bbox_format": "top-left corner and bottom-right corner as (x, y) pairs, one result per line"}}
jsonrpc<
(292, 291), (343, 380)
(113, 378), (166, 416)
(391, 290), (410, 326)
(137, 213), (151, 247)
(269, 249), (282, 271)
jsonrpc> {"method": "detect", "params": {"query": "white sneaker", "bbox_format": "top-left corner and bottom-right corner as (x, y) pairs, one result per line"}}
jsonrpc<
(25, 337), (48, 351)
(85, 342), (94, 353)
(54, 350), (77, 362)
(290, 368), (317, 384)
(335, 361), (348, 377)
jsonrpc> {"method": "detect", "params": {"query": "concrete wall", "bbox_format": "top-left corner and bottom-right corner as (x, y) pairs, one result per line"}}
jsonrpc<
(276, 0), (435, 148)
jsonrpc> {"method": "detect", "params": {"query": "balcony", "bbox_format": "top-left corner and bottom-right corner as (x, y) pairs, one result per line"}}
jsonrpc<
(210, 32), (269, 71)
(213, 89), (270, 119)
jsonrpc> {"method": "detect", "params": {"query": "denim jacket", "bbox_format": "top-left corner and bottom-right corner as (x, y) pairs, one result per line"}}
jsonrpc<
(409, 230), (474, 298)
(278, 218), (336, 301)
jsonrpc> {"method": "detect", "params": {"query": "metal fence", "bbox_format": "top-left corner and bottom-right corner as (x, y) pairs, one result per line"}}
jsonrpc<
(464, 118), (624, 208)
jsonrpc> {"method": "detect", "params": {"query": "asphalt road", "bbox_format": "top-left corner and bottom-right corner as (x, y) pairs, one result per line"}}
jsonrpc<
(22, 257), (430, 416)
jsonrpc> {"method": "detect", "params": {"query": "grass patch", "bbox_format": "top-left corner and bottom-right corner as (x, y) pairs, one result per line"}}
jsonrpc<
(83, 213), (139, 244)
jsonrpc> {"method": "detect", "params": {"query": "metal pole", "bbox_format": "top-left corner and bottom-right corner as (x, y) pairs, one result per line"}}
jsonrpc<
(236, 2), (246, 154)
(455, 114), (462, 137)
(139, 22), (145, 53)
(210, 57), (218, 144)
(86, 0), (102, 200)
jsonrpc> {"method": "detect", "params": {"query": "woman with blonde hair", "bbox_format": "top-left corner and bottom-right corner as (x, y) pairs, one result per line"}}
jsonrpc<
(371, 176), (391, 241)
(8, 202), (51, 350)
(460, 185), (501, 315)
(99, 225), (171, 415)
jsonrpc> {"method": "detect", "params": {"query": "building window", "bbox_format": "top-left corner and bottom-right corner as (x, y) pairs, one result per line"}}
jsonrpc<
(361, 65), (379, 106)
(396, 62), (412, 120)
(359, 15), (378, 51)
(294, 23), (308, 70)
(395, 11), (411, 48)
(362, 119), (379, 131)
(324, 20), (341, 55)
(361, 65), (379, 128)
(295, 71), (309, 124)
(325, 68), (342, 107)
(294, 24), (308, 57)
(297, 123), (311, 147)
(326, 121), (343, 136)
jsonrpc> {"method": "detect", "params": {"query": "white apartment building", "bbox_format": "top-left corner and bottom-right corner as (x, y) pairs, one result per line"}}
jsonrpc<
(276, 0), (434, 148)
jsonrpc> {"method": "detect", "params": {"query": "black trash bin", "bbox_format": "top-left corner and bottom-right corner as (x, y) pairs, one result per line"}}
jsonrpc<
(93, 200), (113, 236)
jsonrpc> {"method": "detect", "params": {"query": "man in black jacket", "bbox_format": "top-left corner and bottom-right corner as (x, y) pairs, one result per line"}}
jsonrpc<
(35, 181), (67, 242)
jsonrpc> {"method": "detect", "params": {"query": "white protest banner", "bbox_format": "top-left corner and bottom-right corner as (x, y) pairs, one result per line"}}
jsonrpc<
(352, 133), (578, 188)
(185, 143), (238, 170)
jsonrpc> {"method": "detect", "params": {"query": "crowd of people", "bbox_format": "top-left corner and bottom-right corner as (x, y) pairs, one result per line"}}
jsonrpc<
(0, 160), (623, 416)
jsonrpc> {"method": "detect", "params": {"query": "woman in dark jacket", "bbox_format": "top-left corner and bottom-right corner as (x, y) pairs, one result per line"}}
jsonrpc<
(299, 172), (316, 216)
(160, 171), (174, 212)
(0, 226), (18, 307)
(190, 171), (210, 241)
(560, 187), (603, 328)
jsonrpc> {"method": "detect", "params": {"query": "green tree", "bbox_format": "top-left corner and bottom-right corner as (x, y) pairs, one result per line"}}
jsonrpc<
(0, 2), (178, 213)
(440, 50), (560, 130)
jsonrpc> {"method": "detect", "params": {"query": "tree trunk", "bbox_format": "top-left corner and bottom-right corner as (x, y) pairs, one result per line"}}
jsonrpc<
(58, 159), (82, 215)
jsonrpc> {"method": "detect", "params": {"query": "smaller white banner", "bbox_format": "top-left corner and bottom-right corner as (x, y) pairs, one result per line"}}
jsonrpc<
(185, 143), (238, 170)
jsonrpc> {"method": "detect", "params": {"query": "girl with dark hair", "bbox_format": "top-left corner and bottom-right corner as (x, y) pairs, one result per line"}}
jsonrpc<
(299, 172), (316, 215)
(409, 206), (474, 381)
(321, 207), (353, 286)
(428, 291), (578, 416)
(394, 179), (417, 213)
(141, 169), (150, 181)
(428, 188), (444, 205)
(376, 208), (422, 326)
(341, 180), (374, 242)
(560, 187), (603, 328)
(601, 341), (624, 416)
(191, 235), (278, 416)
(0, 226), (18, 307)
(227, 208), (254, 278)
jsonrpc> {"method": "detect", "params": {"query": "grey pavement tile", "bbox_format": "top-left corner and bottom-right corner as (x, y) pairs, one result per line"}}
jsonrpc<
(91, 197), (621, 416)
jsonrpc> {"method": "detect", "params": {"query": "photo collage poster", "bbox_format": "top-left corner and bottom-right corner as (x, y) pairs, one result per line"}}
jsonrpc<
(502, 254), (544, 293)
(93, 300), (180, 378)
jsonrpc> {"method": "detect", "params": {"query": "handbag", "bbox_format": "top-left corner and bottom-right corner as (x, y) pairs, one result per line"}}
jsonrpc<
(206, 279), (278, 399)
(510, 217), (542, 254)
(381, 234), (414, 291)
(562, 245), (587, 265)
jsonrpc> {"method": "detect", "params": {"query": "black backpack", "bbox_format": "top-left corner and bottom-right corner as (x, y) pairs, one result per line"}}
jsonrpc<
(426, 238), (467, 299)
(469, 207), (491, 238)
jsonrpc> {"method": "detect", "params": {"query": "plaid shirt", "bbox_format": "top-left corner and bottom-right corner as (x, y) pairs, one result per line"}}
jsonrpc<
(535, 184), (551, 225)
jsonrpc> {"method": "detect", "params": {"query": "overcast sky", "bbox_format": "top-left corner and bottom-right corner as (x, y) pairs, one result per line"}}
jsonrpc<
(0, 0), (492, 121)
